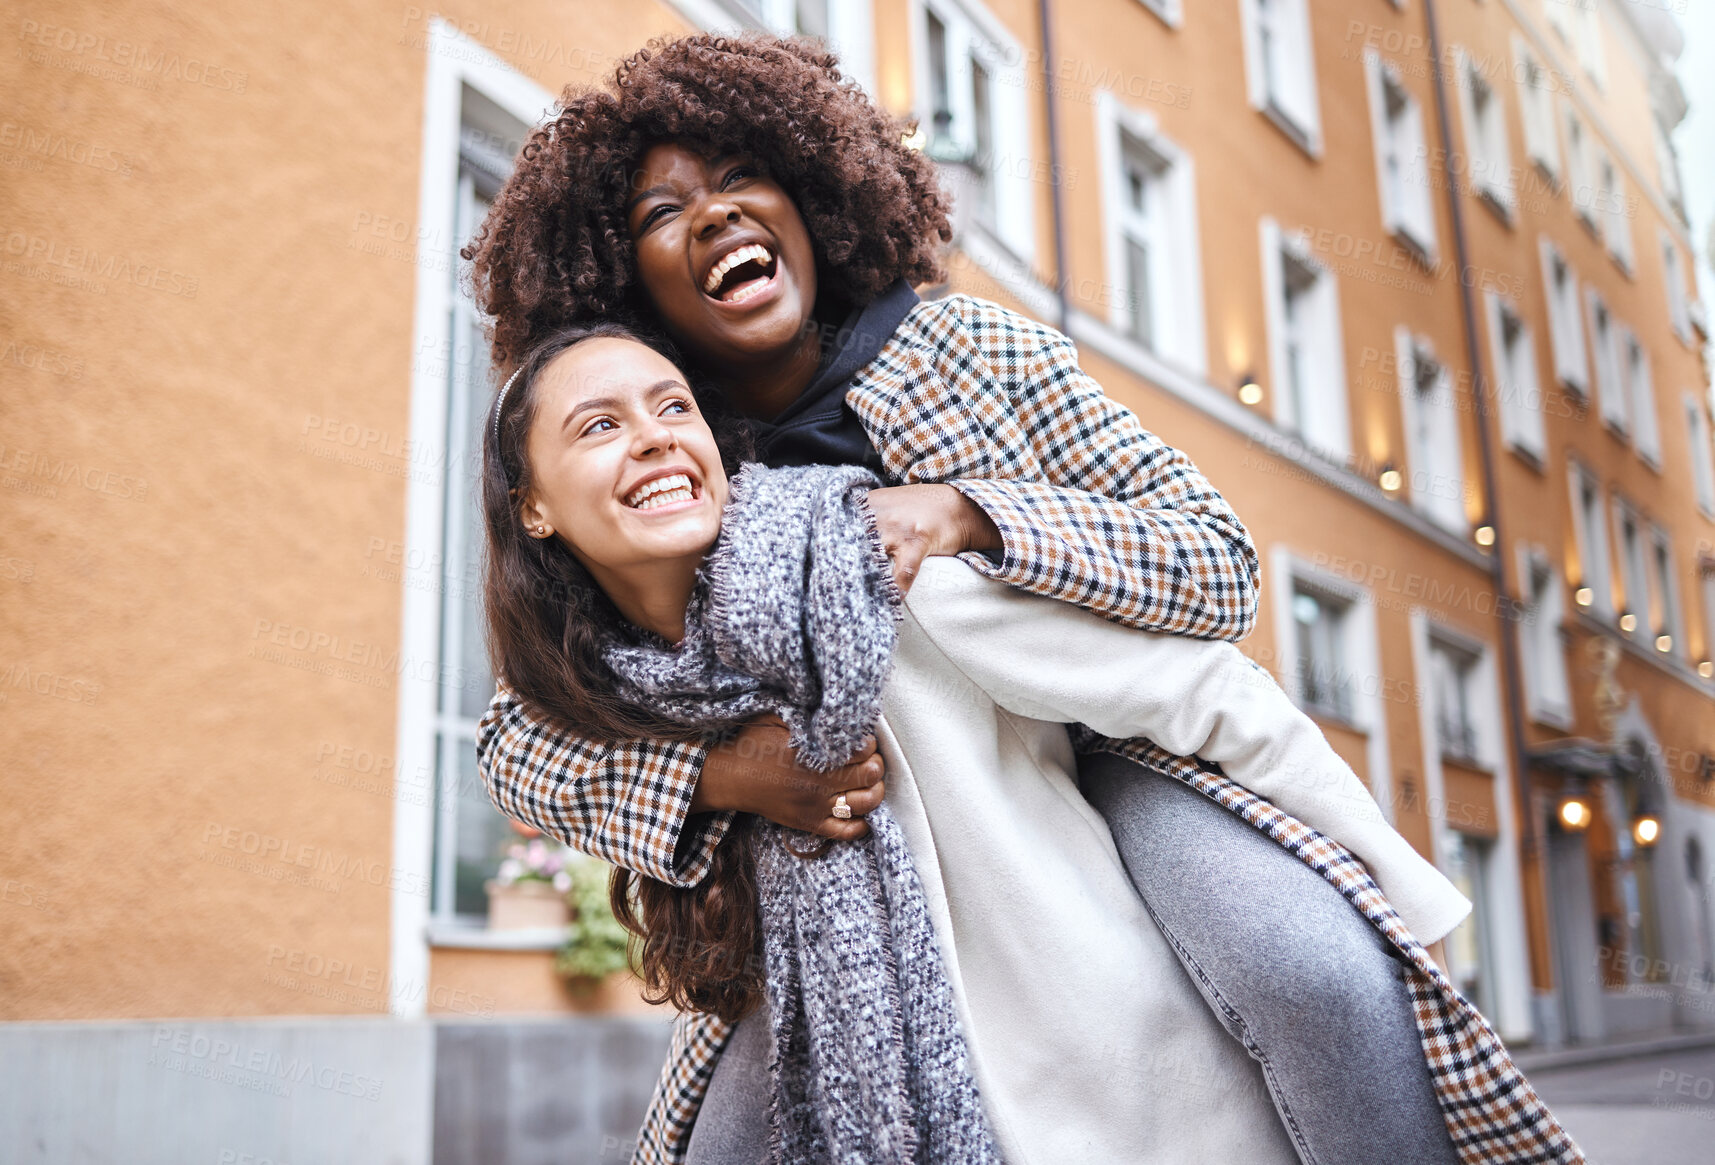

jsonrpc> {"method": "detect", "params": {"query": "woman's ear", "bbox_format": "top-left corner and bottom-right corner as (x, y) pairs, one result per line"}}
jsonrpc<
(517, 492), (553, 539)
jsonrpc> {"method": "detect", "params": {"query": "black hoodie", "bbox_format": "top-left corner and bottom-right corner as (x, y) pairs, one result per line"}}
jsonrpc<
(743, 278), (920, 473)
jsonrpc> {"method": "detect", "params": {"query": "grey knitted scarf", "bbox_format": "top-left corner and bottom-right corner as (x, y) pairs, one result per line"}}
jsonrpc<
(602, 462), (1001, 1165)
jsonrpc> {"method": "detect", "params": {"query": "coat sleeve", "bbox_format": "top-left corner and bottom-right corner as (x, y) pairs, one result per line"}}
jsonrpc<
(875, 297), (1260, 641)
(902, 557), (1472, 945)
(477, 684), (734, 888)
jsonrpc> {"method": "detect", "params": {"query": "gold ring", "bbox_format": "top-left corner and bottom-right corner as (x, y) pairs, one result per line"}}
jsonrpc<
(832, 794), (853, 820)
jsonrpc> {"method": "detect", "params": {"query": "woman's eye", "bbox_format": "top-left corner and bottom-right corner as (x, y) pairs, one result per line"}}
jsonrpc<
(662, 399), (692, 415)
(722, 165), (755, 188)
(580, 417), (617, 437)
(639, 204), (675, 230)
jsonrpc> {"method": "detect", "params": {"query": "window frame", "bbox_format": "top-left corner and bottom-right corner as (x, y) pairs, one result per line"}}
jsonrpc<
(1538, 237), (1588, 396)
(1364, 47), (1437, 260)
(1564, 103), (1600, 237)
(1484, 290), (1546, 464)
(1650, 524), (1681, 656)
(1427, 632), (1485, 767)
(1662, 232), (1693, 344)
(1261, 218), (1350, 461)
(1598, 151), (1633, 272)
(1394, 327), (1466, 532)
(1097, 92), (1207, 374)
(1685, 392), (1715, 519)
(1585, 287), (1628, 436)
(394, 20), (559, 1010)
(1568, 460), (1613, 618)
(1612, 495), (1653, 642)
(1455, 47), (1517, 221)
(1513, 34), (1561, 181)
(1273, 548), (1393, 818)
(1239, 0), (1324, 156)
(1622, 328), (1659, 470)
(1516, 543), (1573, 728)
(914, 0), (1036, 261)
(1137, 0), (1182, 26)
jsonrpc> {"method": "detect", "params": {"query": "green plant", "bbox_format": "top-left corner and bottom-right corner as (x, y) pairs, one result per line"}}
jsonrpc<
(554, 851), (633, 985)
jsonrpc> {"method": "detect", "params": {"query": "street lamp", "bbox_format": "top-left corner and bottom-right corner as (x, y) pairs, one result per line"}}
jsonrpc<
(1558, 792), (1592, 831)
(1632, 815), (1661, 847)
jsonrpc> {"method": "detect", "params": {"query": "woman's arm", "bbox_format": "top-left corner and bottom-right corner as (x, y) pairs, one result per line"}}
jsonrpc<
(478, 688), (881, 888)
(902, 557), (1472, 945)
(851, 296), (1260, 641)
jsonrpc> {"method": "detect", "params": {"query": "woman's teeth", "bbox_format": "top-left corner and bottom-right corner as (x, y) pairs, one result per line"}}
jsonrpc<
(625, 473), (696, 509)
(703, 243), (774, 299)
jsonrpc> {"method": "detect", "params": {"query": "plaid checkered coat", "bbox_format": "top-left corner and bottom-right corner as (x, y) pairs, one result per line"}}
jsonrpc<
(477, 296), (1583, 1165)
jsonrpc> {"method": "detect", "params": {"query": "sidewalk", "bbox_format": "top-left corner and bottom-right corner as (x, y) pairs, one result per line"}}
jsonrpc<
(1514, 1027), (1715, 1073)
(1519, 1031), (1715, 1164)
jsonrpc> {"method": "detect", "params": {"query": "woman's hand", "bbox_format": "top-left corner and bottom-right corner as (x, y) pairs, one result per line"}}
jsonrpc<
(865, 483), (1002, 595)
(691, 715), (886, 840)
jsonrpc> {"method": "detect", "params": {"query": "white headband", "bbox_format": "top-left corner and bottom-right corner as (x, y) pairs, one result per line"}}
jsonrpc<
(492, 365), (525, 453)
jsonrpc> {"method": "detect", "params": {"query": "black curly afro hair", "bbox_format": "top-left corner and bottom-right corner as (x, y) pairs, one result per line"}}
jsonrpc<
(461, 32), (953, 369)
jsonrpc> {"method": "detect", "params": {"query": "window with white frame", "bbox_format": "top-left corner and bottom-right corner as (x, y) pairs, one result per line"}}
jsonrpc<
(431, 106), (530, 924)
(398, 28), (561, 952)
(1364, 48), (1436, 257)
(1291, 581), (1356, 722)
(1396, 328), (1466, 531)
(1651, 526), (1681, 655)
(1686, 393), (1715, 518)
(1654, 119), (1685, 219)
(1623, 329), (1659, 468)
(1565, 105), (1599, 234)
(919, 0), (1033, 258)
(1262, 218), (1350, 459)
(1613, 498), (1652, 639)
(1518, 544), (1573, 725)
(1547, 0), (1606, 86)
(1586, 289), (1628, 434)
(1457, 50), (1516, 217)
(1569, 462), (1613, 615)
(1441, 831), (1498, 1017)
(1663, 234), (1693, 343)
(1240, 0), (1322, 153)
(749, 0), (876, 94)
(1098, 94), (1205, 372)
(1514, 36), (1560, 179)
(1428, 634), (1483, 764)
(1570, 0), (1607, 89)
(1485, 291), (1546, 462)
(1539, 238), (1588, 394)
(1599, 153), (1633, 270)
(1703, 568), (1715, 675)
(1139, 0), (1182, 25)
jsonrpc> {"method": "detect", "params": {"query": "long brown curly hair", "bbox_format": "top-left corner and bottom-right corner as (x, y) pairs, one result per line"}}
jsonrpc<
(481, 319), (766, 1023)
(461, 32), (952, 369)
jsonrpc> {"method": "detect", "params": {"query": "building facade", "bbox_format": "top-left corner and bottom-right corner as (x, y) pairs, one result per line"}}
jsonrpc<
(3, 0), (1713, 1158)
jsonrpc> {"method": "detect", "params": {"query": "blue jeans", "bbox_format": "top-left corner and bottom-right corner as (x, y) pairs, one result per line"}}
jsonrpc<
(686, 754), (1459, 1164)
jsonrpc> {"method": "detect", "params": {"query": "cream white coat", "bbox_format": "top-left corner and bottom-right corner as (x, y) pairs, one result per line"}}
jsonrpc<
(870, 557), (1471, 1165)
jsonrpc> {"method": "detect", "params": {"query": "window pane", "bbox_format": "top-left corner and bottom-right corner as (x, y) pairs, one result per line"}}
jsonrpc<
(970, 57), (995, 221)
(1124, 236), (1153, 348)
(1442, 833), (1494, 1015)
(927, 12), (951, 139)
(794, 0), (830, 41)
(429, 734), (517, 917)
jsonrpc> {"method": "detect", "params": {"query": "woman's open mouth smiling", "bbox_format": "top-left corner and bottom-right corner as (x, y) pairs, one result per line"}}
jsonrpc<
(623, 472), (702, 512)
(701, 242), (779, 307)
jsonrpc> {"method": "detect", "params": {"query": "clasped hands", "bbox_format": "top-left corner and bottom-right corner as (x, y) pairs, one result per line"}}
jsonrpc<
(689, 483), (1000, 837)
